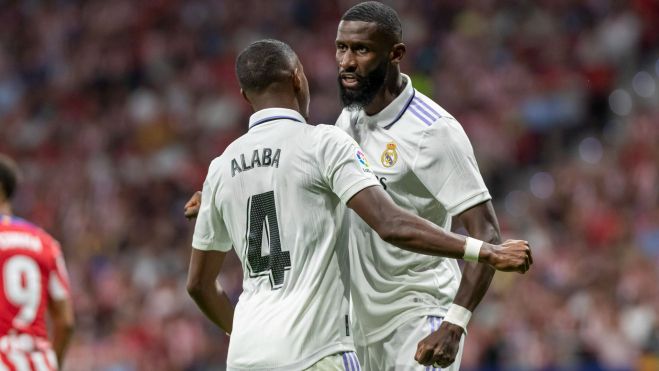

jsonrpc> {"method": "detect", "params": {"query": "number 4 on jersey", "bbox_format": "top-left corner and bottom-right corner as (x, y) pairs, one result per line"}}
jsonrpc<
(245, 191), (291, 289)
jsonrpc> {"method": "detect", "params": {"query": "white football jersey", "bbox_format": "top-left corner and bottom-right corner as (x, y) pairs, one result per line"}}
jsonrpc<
(335, 74), (492, 344)
(192, 108), (380, 370)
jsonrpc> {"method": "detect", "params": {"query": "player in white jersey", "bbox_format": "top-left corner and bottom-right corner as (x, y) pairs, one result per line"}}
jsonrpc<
(333, 2), (520, 369)
(185, 40), (531, 371)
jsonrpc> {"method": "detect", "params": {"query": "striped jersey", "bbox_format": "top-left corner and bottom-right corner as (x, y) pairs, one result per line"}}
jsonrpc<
(335, 74), (491, 344)
(192, 108), (380, 370)
(0, 214), (70, 370)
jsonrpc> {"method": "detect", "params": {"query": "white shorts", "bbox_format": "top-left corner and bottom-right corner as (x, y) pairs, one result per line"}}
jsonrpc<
(355, 316), (465, 371)
(304, 351), (362, 371)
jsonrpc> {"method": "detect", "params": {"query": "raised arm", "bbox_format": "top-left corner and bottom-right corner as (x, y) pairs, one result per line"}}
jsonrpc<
(346, 185), (531, 272)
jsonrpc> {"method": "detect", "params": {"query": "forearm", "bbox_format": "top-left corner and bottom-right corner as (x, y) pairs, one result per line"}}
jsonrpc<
(48, 298), (74, 369)
(453, 262), (495, 310)
(382, 211), (469, 259)
(349, 186), (497, 262)
(52, 322), (73, 368)
(452, 220), (500, 311)
(189, 281), (234, 334)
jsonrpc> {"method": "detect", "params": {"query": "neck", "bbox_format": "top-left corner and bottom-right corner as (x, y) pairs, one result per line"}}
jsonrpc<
(363, 70), (404, 116)
(249, 90), (302, 117)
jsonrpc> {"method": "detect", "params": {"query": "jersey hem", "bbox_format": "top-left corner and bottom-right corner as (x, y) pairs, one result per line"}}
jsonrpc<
(227, 342), (355, 371)
(358, 307), (449, 345)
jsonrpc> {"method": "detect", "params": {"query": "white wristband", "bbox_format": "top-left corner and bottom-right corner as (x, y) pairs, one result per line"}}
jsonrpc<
(463, 237), (482, 262)
(443, 304), (472, 333)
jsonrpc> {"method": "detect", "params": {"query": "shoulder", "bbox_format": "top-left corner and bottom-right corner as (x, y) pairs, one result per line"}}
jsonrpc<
(205, 155), (224, 180)
(391, 91), (441, 131)
(312, 124), (358, 148)
(204, 133), (249, 181)
(334, 109), (356, 130)
(314, 123), (349, 136)
(404, 93), (474, 154)
(217, 132), (248, 161)
(12, 218), (58, 245)
(411, 91), (456, 122)
(43, 234), (64, 260)
(410, 92), (463, 135)
(28, 223), (63, 260)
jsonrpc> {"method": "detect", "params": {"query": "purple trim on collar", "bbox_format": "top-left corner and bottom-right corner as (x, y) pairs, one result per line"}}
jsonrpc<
(382, 90), (416, 130)
(249, 116), (303, 130)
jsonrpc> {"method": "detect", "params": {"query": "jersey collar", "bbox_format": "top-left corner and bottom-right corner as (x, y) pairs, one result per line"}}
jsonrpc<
(357, 73), (415, 129)
(248, 108), (306, 130)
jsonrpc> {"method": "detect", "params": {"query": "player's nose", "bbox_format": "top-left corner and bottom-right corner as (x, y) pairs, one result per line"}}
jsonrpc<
(338, 50), (357, 70)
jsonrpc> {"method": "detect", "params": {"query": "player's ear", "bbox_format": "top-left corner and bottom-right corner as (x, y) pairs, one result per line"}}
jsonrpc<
(389, 43), (406, 65)
(292, 68), (302, 93)
(240, 88), (251, 105)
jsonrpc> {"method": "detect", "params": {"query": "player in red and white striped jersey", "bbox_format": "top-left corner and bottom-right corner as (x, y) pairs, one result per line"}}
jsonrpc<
(0, 155), (74, 371)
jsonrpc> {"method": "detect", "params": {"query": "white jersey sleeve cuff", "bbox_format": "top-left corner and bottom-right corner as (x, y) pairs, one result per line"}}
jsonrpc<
(192, 237), (232, 252)
(337, 178), (381, 205)
(446, 191), (491, 216)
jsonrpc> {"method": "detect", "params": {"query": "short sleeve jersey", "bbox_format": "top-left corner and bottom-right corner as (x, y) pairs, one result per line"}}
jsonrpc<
(0, 215), (71, 340)
(335, 74), (492, 344)
(193, 108), (380, 371)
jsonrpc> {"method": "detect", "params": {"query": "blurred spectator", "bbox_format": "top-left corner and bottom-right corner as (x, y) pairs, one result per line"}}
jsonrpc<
(0, 0), (657, 370)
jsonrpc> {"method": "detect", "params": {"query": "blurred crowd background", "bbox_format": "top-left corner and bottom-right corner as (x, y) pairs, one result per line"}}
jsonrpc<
(1, 0), (658, 370)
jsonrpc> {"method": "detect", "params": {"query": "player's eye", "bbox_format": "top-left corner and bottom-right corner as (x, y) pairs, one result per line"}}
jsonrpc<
(336, 44), (347, 52)
(356, 46), (369, 54)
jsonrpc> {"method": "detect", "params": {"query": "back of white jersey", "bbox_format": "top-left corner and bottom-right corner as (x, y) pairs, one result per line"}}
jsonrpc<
(192, 108), (379, 370)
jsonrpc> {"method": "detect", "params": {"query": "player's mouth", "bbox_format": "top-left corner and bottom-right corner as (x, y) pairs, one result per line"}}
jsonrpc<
(340, 73), (361, 89)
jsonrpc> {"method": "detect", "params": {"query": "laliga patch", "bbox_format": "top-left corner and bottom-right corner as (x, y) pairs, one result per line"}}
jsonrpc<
(355, 149), (373, 173)
(381, 142), (398, 167)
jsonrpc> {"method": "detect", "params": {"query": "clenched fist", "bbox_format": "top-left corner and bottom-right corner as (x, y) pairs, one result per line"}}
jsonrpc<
(184, 191), (202, 220)
(483, 239), (533, 273)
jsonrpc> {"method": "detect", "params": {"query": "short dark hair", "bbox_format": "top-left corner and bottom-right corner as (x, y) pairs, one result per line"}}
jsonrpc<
(0, 154), (19, 200)
(341, 1), (402, 43)
(236, 39), (297, 92)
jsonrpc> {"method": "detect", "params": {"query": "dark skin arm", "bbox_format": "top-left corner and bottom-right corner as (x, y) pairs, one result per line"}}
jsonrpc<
(346, 186), (531, 270)
(186, 249), (234, 334)
(415, 201), (506, 367)
(48, 297), (74, 369)
(184, 188), (531, 271)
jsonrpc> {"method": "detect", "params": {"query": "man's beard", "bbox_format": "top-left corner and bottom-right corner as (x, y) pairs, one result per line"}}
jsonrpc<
(338, 59), (388, 111)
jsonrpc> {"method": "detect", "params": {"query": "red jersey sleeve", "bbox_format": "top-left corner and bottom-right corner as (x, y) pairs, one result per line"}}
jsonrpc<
(44, 237), (70, 302)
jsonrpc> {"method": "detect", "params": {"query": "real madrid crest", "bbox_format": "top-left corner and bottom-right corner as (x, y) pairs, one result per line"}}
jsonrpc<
(381, 142), (398, 168)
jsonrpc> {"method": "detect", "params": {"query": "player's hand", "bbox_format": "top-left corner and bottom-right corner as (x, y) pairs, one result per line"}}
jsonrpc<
(184, 191), (202, 220)
(484, 239), (532, 273)
(415, 321), (462, 368)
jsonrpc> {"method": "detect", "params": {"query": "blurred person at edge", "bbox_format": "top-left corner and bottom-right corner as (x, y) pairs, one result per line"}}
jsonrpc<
(0, 155), (75, 371)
